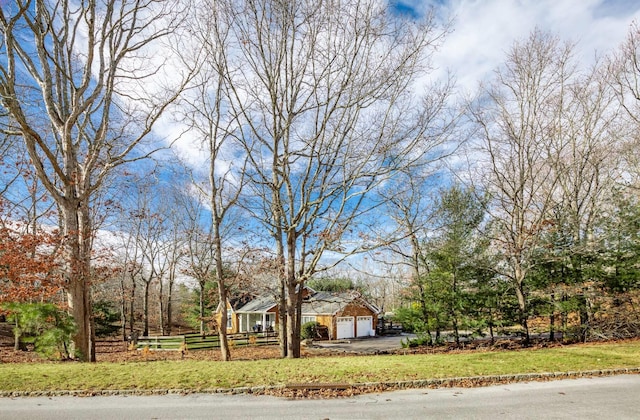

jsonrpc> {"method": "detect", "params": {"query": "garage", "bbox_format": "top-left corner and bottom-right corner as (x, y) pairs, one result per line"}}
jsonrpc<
(357, 316), (373, 337)
(336, 316), (354, 339)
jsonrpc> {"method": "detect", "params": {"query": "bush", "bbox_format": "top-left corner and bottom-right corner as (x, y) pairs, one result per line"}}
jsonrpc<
(301, 321), (321, 340)
(93, 300), (120, 337)
(401, 332), (433, 348)
(394, 306), (424, 334)
(2, 302), (76, 359)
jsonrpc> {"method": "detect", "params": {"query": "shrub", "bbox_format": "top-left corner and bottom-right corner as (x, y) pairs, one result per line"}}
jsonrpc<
(401, 332), (433, 348)
(393, 306), (423, 334)
(93, 300), (120, 337)
(301, 321), (321, 340)
(2, 302), (76, 359)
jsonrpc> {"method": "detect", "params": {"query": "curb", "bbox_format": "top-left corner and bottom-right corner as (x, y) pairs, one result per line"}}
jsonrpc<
(1, 367), (639, 398)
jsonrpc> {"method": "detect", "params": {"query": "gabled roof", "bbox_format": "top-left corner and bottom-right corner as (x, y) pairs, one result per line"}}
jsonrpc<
(233, 289), (380, 316)
(235, 294), (277, 313)
(229, 294), (256, 310)
(302, 291), (380, 315)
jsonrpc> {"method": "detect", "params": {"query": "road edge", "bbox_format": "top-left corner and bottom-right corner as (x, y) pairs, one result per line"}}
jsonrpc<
(1, 367), (639, 398)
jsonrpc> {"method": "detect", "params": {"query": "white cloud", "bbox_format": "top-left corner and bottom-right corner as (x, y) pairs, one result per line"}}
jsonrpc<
(426, 0), (640, 93)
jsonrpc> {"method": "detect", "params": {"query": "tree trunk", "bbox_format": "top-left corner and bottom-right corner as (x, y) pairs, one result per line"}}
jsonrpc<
(67, 276), (95, 361)
(13, 316), (21, 351)
(452, 316), (460, 347)
(417, 283), (432, 341)
(120, 275), (128, 342)
(488, 309), (495, 345)
(411, 234), (431, 342)
(61, 201), (95, 361)
(561, 293), (568, 334)
(213, 218), (230, 361)
(199, 281), (206, 337)
(452, 273), (460, 347)
(514, 284), (530, 343)
(129, 279), (136, 338)
(286, 232), (301, 359)
(549, 292), (556, 341)
(579, 291), (594, 343)
(278, 284), (288, 358)
(158, 279), (165, 335)
(218, 286), (231, 362)
(274, 223), (287, 358)
(143, 281), (151, 337)
(286, 283), (301, 358)
(166, 283), (173, 336)
(166, 258), (179, 337)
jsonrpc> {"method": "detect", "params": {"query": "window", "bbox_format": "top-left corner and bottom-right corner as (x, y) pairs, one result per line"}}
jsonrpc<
(227, 314), (232, 329)
(301, 315), (316, 325)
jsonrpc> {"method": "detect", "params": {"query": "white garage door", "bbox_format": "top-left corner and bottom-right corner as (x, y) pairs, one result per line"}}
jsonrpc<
(357, 316), (373, 337)
(336, 316), (354, 339)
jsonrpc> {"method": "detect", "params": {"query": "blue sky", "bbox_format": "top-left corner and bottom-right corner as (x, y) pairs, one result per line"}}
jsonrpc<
(393, 0), (640, 93)
(103, 0), (640, 284)
(3, 0), (639, 284)
(162, 0), (640, 170)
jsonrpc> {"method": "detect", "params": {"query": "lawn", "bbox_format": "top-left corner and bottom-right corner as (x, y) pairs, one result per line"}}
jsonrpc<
(0, 340), (639, 393)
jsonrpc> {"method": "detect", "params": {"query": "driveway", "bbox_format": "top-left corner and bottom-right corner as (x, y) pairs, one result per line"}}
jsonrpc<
(308, 333), (416, 354)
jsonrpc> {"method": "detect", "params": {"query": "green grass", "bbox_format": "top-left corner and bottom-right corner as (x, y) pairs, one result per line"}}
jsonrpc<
(1, 341), (639, 393)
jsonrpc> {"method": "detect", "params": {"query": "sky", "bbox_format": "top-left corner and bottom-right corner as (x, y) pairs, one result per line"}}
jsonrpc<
(7, 0), (640, 279)
(336, 0), (640, 276)
(94, 0), (640, 284)
(166, 0), (640, 166)
(398, 0), (640, 93)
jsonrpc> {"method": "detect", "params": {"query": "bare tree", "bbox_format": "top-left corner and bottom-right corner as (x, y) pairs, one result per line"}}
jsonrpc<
(214, 0), (449, 358)
(150, 187), (189, 338)
(381, 170), (438, 336)
(109, 178), (148, 341)
(129, 182), (174, 337)
(114, 228), (143, 341)
(609, 22), (640, 189)
(173, 2), (249, 361)
(0, 118), (56, 234)
(547, 61), (622, 339)
(610, 22), (640, 125)
(163, 202), (186, 337)
(0, 109), (25, 203)
(180, 189), (218, 338)
(0, 0), (192, 360)
(469, 30), (573, 341)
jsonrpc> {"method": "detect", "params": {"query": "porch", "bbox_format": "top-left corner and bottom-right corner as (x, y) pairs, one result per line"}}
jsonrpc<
(237, 312), (276, 333)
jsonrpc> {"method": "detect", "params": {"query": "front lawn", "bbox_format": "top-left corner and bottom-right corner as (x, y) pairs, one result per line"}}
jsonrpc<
(1, 340), (639, 393)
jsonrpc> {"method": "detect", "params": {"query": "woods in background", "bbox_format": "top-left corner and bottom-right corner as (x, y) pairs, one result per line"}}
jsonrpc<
(1, 2), (640, 361)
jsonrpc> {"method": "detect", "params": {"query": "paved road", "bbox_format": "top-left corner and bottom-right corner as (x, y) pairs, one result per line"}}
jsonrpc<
(1, 375), (639, 419)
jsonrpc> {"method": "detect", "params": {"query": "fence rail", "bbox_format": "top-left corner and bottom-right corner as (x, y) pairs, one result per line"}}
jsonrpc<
(135, 331), (278, 351)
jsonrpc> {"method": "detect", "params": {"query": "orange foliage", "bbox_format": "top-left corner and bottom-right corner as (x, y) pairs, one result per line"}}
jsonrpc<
(0, 223), (63, 305)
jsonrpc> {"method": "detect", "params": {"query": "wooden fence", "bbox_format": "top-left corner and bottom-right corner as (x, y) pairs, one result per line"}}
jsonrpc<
(135, 332), (278, 351)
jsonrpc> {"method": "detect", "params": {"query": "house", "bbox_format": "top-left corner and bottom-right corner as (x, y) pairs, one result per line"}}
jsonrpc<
(215, 287), (380, 340)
